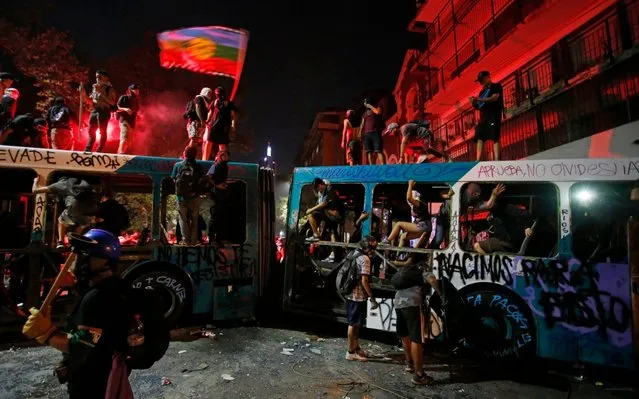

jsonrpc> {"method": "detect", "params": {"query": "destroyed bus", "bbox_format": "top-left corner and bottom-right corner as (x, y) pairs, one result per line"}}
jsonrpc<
(0, 146), (275, 329)
(282, 157), (639, 370)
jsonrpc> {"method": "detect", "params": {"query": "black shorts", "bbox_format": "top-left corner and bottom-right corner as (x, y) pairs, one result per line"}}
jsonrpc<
(346, 300), (366, 326)
(478, 237), (512, 253)
(208, 126), (230, 145)
(474, 118), (501, 142)
(363, 131), (383, 153)
(312, 210), (342, 232)
(396, 306), (422, 343)
(347, 140), (362, 164)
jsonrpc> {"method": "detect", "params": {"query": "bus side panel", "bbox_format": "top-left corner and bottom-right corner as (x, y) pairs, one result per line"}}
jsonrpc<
(511, 259), (634, 369)
(282, 176), (303, 308)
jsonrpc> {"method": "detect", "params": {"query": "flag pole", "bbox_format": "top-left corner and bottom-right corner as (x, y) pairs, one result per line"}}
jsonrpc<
(230, 30), (249, 101)
(76, 82), (84, 151)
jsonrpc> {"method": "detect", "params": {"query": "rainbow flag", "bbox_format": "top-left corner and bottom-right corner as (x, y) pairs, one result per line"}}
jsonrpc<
(157, 26), (249, 79)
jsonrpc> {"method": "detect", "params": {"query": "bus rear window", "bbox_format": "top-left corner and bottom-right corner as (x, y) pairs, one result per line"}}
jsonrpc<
(570, 182), (635, 264)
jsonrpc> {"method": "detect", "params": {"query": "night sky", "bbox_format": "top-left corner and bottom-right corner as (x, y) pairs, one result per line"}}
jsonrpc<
(5, 0), (415, 170)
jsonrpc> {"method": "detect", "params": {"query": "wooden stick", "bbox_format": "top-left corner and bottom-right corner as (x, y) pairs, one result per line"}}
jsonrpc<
(40, 253), (76, 316)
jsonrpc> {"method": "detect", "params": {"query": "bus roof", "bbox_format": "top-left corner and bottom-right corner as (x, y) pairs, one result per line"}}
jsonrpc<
(0, 146), (259, 179)
(293, 158), (639, 184)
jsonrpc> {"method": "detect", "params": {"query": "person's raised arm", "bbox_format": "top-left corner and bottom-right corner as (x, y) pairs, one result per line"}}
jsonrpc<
(406, 180), (420, 207)
(479, 183), (505, 210)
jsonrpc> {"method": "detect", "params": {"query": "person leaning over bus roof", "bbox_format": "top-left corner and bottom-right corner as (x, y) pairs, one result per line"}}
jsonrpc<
(305, 178), (345, 262)
(32, 176), (99, 249)
(464, 183), (534, 254)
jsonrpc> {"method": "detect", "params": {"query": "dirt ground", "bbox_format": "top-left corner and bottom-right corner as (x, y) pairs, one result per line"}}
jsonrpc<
(0, 326), (635, 399)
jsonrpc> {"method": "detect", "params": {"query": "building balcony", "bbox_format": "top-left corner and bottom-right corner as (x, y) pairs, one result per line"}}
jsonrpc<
(408, 0), (619, 119)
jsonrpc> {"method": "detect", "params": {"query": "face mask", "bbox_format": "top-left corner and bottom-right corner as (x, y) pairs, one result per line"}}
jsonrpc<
(73, 253), (111, 294)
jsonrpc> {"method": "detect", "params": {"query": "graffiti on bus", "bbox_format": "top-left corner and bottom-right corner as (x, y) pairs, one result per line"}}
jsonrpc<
(157, 243), (256, 284)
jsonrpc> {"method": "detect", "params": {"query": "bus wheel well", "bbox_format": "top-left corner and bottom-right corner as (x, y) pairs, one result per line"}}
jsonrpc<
(457, 282), (537, 361)
(122, 260), (194, 326)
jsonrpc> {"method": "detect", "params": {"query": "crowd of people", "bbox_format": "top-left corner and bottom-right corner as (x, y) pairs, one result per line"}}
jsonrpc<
(0, 70), (237, 161)
(305, 175), (537, 386)
(341, 70), (504, 165)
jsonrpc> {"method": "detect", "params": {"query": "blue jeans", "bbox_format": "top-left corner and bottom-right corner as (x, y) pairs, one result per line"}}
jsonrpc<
(430, 217), (448, 249)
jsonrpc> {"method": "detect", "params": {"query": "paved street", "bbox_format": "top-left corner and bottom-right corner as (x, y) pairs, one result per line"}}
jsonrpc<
(0, 326), (634, 399)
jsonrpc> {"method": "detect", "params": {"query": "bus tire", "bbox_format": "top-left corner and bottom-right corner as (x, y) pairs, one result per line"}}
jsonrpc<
(122, 261), (193, 326)
(458, 283), (537, 362)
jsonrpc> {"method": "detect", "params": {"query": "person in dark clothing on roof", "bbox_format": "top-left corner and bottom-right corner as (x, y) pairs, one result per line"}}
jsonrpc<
(0, 114), (49, 148)
(46, 97), (73, 150)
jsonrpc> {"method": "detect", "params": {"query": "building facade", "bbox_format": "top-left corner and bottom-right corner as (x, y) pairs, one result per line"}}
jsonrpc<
(294, 111), (346, 167)
(393, 0), (639, 161)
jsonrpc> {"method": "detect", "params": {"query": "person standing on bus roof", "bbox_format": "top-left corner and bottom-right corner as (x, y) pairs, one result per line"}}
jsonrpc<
(116, 84), (140, 155)
(171, 146), (204, 246)
(203, 86), (236, 161)
(85, 70), (117, 153)
(341, 110), (361, 166)
(305, 178), (345, 262)
(46, 97), (74, 150)
(361, 98), (386, 165)
(344, 236), (379, 362)
(384, 121), (432, 164)
(470, 71), (503, 161)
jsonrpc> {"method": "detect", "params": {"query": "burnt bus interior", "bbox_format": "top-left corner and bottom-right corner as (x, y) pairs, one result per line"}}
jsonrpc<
(458, 182), (559, 258)
(160, 177), (247, 245)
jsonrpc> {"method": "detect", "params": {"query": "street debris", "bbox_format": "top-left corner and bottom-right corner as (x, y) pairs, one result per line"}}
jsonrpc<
(221, 374), (235, 381)
(161, 377), (172, 386)
(280, 341), (286, 345)
(280, 350), (294, 356)
(310, 348), (321, 355)
(181, 363), (209, 373)
(178, 350), (187, 354)
(283, 348), (295, 352)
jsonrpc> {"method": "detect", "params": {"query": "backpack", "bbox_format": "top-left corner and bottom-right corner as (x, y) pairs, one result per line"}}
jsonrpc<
(390, 265), (424, 290)
(336, 250), (362, 297)
(183, 95), (203, 120)
(123, 287), (170, 369)
(175, 162), (198, 197)
(50, 107), (68, 124)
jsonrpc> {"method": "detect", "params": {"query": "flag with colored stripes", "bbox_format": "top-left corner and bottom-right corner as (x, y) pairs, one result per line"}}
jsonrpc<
(157, 26), (249, 79)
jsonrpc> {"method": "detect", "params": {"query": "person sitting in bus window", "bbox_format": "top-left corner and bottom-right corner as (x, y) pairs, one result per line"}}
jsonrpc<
(94, 188), (130, 239)
(464, 183), (535, 254)
(349, 211), (381, 243)
(32, 176), (99, 249)
(305, 178), (345, 262)
(380, 180), (431, 248)
(427, 188), (454, 249)
(344, 236), (379, 362)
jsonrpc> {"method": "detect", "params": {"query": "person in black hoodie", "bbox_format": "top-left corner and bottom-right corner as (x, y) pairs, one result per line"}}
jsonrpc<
(46, 97), (73, 150)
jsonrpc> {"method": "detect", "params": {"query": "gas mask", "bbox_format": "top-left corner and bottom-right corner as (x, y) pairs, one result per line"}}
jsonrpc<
(70, 252), (111, 294)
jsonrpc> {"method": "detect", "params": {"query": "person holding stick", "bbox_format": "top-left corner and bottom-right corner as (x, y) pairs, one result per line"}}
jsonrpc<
(22, 229), (132, 398)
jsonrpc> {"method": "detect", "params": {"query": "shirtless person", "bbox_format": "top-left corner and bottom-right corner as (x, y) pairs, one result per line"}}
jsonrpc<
(341, 110), (361, 165)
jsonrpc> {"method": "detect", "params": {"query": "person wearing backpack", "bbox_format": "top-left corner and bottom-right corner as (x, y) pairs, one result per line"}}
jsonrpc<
(337, 235), (379, 362)
(46, 97), (74, 150)
(184, 87), (213, 154)
(171, 145), (204, 245)
(391, 253), (438, 385)
(22, 229), (132, 398)
(85, 70), (117, 153)
(116, 84), (140, 155)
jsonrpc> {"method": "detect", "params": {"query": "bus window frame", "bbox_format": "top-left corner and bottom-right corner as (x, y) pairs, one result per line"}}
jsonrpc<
(160, 176), (250, 246)
(371, 181), (452, 251)
(296, 182), (367, 237)
(45, 171), (156, 249)
(0, 166), (38, 252)
(455, 181), (561, 259)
